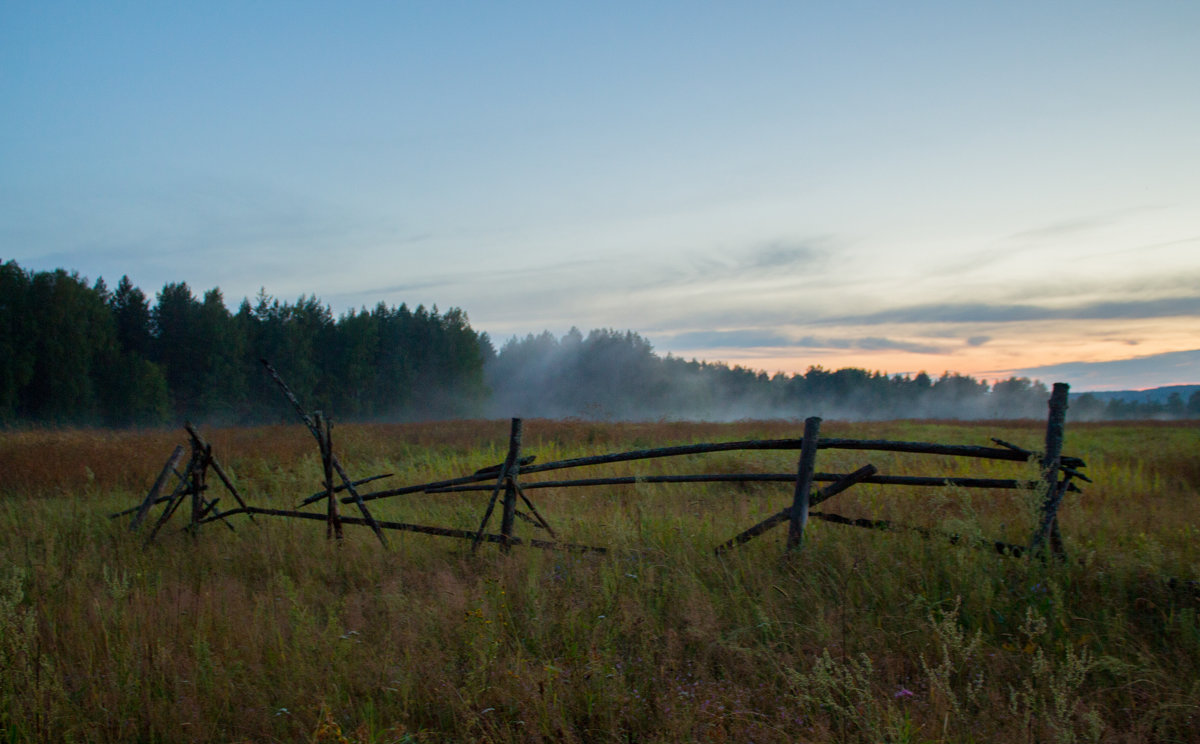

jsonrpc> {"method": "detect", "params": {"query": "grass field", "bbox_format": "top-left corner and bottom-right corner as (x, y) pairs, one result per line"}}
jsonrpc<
(1, 418), (1198, 743)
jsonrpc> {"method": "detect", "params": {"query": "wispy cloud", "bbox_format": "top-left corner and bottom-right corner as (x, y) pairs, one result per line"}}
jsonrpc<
(632, 236), (832, 291)
(745, 240), (827, 270)
(1006, 216), (1115, 241)
(825, 296), (1200, 325)
(664, 329), (943, 354)
(1012, 349), (1200, 391)
(851, 337), (943, 354)
(666, 330), (794, 347)
(1005, 205), (1162, 242)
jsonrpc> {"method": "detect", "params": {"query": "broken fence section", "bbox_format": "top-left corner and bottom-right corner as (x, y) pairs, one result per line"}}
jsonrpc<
(114, 370), (1082, 560)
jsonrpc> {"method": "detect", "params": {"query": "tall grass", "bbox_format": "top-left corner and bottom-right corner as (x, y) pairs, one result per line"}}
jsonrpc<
(0, 419), (1197, 742)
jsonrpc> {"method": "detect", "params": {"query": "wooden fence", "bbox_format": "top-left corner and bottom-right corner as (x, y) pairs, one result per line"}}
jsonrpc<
(113, 363), (1085, 560)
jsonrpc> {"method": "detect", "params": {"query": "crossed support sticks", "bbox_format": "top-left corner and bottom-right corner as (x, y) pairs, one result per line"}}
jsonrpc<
(711, 416), (877, 556)
(259, 359), (388, 548)
(111, 423), (256, 542)
(471, 418), (558, 554)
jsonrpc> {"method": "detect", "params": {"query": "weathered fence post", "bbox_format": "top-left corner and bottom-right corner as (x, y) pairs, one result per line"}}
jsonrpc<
(315, 412), (343, 541)
(787, 417), (822, 552)
(189, 440), (209, 535)
(184, 423), (256, 523)
(1029, 383), (1070, 557)
(472, 418), (524, 553)
(500, 418), (524, 554)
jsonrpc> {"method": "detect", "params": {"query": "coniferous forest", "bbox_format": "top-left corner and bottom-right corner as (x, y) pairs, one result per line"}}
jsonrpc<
(2, 260), (1196, 427)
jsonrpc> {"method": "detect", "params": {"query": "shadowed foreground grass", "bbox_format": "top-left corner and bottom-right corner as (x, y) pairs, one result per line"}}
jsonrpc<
(1, 419), (1198, 742)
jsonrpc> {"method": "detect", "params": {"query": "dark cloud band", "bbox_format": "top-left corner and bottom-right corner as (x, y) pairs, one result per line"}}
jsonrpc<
(825, 296), (1200, 325)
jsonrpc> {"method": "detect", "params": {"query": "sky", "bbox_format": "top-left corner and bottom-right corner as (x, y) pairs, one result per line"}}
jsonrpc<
(2, 1), (1198, 392)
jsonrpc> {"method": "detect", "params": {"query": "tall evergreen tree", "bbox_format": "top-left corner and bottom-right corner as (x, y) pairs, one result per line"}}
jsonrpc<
(152, 282), (206, 418)
(22, 269), (118, 423)
(0, 261), (36, 422)
(196, 288), (248, 421)
(111, 275), (153, 357)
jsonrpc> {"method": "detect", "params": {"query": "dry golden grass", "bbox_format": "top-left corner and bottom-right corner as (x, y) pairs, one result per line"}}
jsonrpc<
(1, 418), (1198, 742)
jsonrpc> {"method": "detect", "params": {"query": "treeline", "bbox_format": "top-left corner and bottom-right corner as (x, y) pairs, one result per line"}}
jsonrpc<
(1071, 391), (1200, 421)
(487, 330), (1200, 420)
(487, 328), (1066, 421)
(5, 260), (1197, 427)
(0, 261), (488, 426)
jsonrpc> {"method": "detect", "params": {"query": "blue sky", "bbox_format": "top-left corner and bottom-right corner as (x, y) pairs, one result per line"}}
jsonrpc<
(3, 1), (1198, 391)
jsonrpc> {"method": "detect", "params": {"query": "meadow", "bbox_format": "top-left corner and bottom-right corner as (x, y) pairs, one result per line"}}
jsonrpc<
(1, 418), (1198, 743)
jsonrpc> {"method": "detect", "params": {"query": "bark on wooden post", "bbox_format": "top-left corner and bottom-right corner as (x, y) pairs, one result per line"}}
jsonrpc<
(472, 418), (524, 553)
(184, 423), (256, 522)
(189, 442), (209, 535)
(1029, 383), (1069, 557)
(315, 412), (342, 541)
(787, 417), (822, 552)
(500, 418), (524, 554)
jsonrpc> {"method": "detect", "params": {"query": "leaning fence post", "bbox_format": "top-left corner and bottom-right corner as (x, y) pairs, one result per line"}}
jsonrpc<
(787, 417), (822, 552)
(499, 418), (524, 554)
(1029, 383), (1069, 557)
(131, 445), (186, 531)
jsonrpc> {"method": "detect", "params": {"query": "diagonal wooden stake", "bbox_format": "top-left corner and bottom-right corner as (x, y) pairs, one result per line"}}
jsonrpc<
(146, 453), (201, 544)
(260, 359), (387, 547)
(715, 464), (878, 555)
(513, 479), (557, 539)
(298, 473), (393, 508)
(127, 445), (186, 530)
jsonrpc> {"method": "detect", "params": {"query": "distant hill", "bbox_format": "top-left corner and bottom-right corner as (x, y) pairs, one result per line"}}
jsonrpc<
(1073, 384), (1200, 404)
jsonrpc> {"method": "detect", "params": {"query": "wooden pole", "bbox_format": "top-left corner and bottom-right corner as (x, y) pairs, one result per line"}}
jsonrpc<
(316, 412), (342, 541)
(145, 455), (200, 544)
(1029, 383), (1070, 557)
(511, 437), (1083, 476)
(213, 506), (609, 554)
(129, 445), (186, 530)
(787, 417), (822, 552)
(189, 441), (209, 536)
(472, 418), (522, 553)
(513, 480), (557, 539)
(500, 418), (524, 554)
(299, 473), (392, 507)
(427, 472), (1078, 494)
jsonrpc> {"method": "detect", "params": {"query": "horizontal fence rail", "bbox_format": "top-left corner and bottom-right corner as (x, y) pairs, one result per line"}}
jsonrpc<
(205, 507), (608, 554)
(424, 473), (1080, 494)
(347, 439), (1081, 505)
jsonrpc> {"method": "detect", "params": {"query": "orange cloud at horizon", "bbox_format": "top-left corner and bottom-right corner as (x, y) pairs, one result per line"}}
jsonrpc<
(662, 317), (1200, 388)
